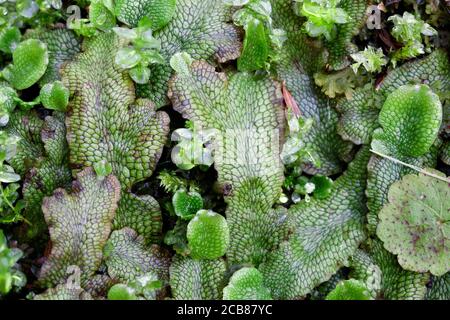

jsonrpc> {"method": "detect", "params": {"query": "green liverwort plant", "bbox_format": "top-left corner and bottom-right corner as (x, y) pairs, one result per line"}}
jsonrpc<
(2, 39), (49, 90)
(108, 273), (163, 300)
(187, 210), (230, 260)
(113, 17), (166, 84)
(0, 131), (25, 224)
(388, 12), (437, 66)
(225, 0), (286, 71)
(67, 0), (115, 37)
(351, 46), (388, 74)
(293, 0), (349, 40)
(172, 189), (204, 220)
(0, 230), (26, 295)
(171, 123), (215, 171)
(377, 170), (450, 276)
(0, 26), (21, 54)
(325, 279), (372, 300)
(39, 81), (69, 111)
(0, 85), (18, 126)
(280, 108), (318, 167)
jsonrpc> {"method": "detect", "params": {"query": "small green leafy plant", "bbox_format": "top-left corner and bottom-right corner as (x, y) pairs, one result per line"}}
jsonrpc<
(0, 230), (26, 295)
(113, 18), (166, 84)
(388, 12), (437, 66)
(170, 124), (215, 171)
(0, 131), (24, 224)
(108, 273), (163, 300)
(351, 46), (388, 74)
(293, 0), (349, 40)
(225, 0), (286, 71)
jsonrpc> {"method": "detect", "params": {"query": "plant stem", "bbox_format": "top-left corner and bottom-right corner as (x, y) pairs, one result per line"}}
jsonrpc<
(370, 149), (450, 183)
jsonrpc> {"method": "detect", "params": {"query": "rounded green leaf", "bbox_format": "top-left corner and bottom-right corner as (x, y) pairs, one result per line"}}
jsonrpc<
(371, 84), (442, 157)
(129, 65), (151, 84)
(311, 175), (333, 199)
(325, 279), (372, 300)
(89, 0), (116, 30)
(0, 273), (12, 295)
(0, 86), (18, 125)
(39, 81), (69, 111)
(16, 0), (39, 18)
(377, 170), (450, 276)
(115, 47), (142, 70)
(187, 210), (229, 260)
(0, 27), (21, 54)
(107, 284), (138, 300)
(172, 189), (203, 220)
(237, 18), (270, 72)
(2, 39), (49, 90)
(113, 27), (139, 41)
(223, 267), (272, 300)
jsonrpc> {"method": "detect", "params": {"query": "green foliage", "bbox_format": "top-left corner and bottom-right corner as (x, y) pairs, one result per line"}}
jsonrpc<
(223, 267), (272, 300)
(280, 110), (316, 166)
(271, 2), (353, 175)
(314, 67), (366, 99)
(324, 0), (368, 71)
(103, 228), (170, 282)
(169, 255), (227, 299)
(170, 126), (215, 170)
(325, 279), (372, 300)
(377, 170), (450, 276)
(2, 39), (49, 90)
(0, 26), (21, 54)
(114, 193), (163, 245)
(18, 113), (72, 238)
(293, 0), (349, 40)
(38, 167), (121, 287)
(113, 19), (166, 84)
(61, 33), (170, 190)
(260, 148), (370, 299)
(0, 130), (24, 224)
(39, 81), (69, 111)
(371, 84), (442, 158)
(349, 250), (382, 298)
(388, 12), (437, 66)
(0, 84), (18, 126)
(89, 0), (116, 31)
(369, 238), (429, 300)
(1, 0), (450, 301)
(115, 0), (177, 29)
(108, 273), (163, 300)
(351, 46), (388, 74)
(164, 219), (190, 256)
(157, 169), (189, 193)
(172, 189), (203, 220)
(24, 28), (81, 86)
(169, 57), (287, 265)
(310, 175), (333, 199)
(426, 274), (450, 300)
(32, 266), (94, 300)
(66, 0), (115, 37)
(227, 0), (286, 71)
(136, 0), (242, 107)
(32, 283), (93, 300)
(93, 160), (113, 178)
(187, 210), (229, 260)
(335, 83), (380, 145)
(287, 174), (333, 203)
(0, 230), (26, 295)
